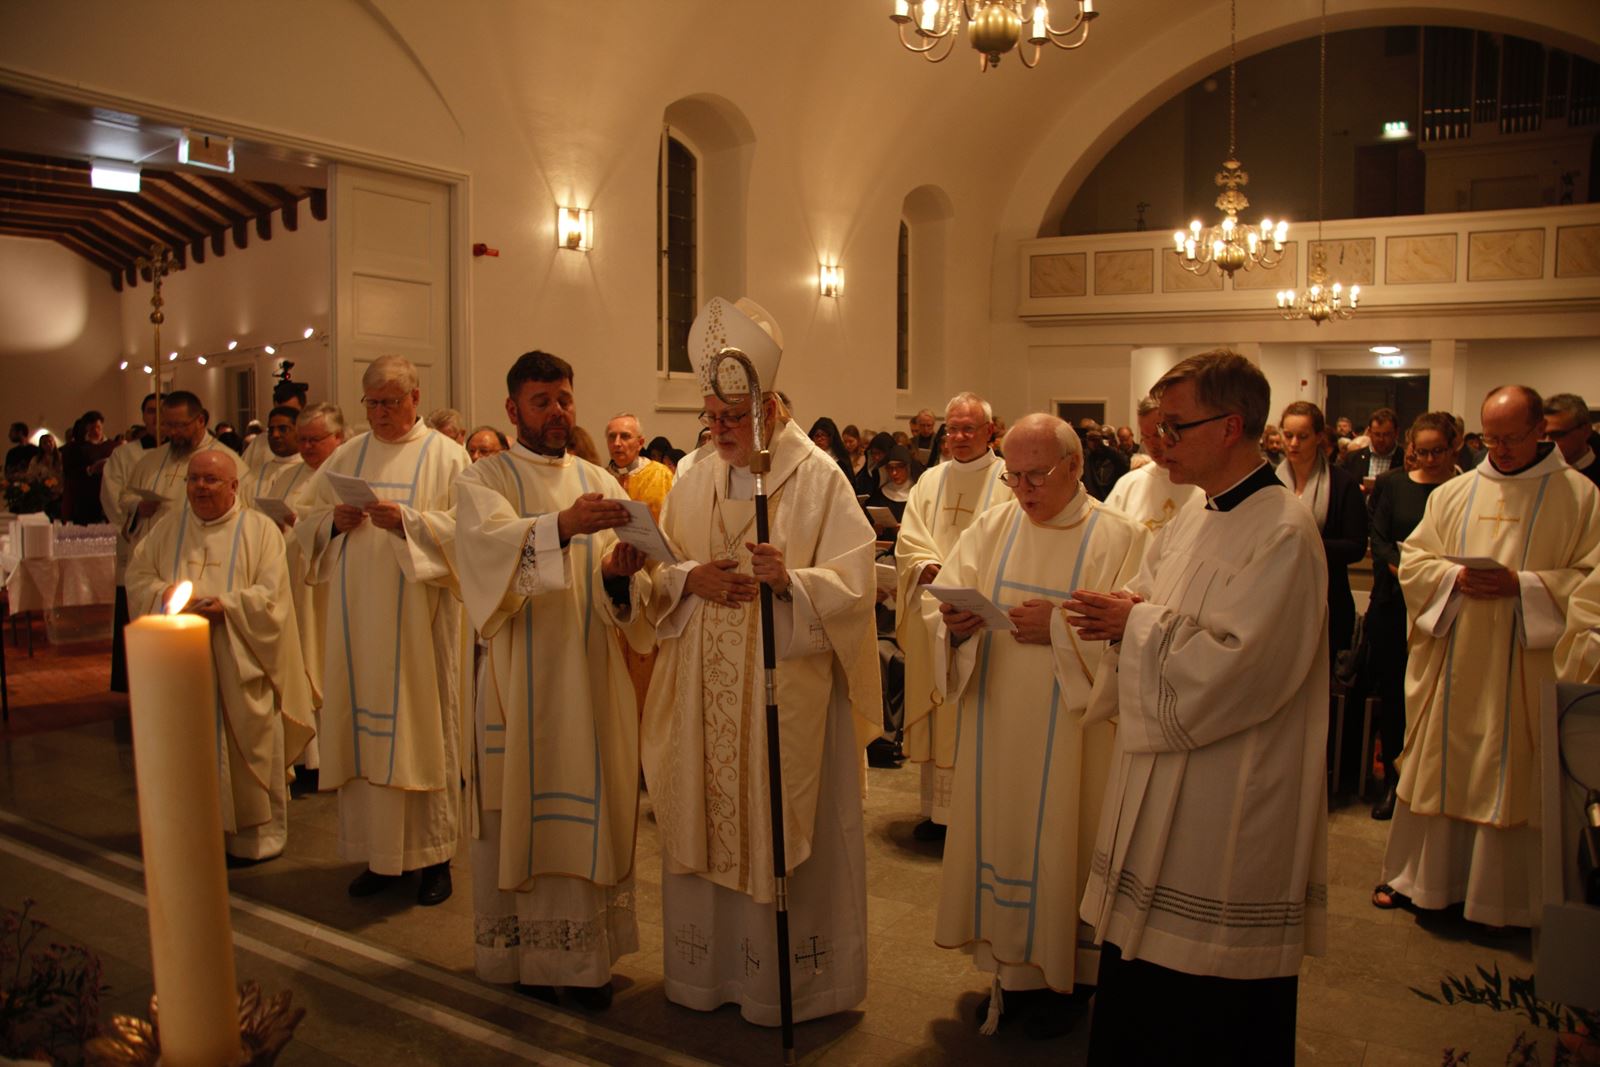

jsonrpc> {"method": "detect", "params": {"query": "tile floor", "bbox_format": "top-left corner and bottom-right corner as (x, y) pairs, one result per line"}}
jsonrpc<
(1, 707), (1551, 1065)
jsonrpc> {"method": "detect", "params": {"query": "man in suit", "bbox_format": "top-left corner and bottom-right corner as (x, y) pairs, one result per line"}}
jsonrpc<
(1339, 407), (1400, 495)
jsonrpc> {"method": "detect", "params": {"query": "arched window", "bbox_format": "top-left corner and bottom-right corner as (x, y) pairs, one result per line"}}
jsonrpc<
(899, 186), (954, 400)
(658, 129), (698, 375)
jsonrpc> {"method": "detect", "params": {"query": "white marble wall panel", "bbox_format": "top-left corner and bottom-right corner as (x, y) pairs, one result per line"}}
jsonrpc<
(1386, 234), (1457, 285)
(1467, 228), (1544, 281)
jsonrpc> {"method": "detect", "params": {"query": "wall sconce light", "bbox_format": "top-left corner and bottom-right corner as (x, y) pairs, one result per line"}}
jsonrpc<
(557, 206), (593, 251)
(819, 262), (844, 298)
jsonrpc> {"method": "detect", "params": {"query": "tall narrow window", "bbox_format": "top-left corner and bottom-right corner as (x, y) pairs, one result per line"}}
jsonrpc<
(658, 130), (698, 375)
(895, 220), (910, 391)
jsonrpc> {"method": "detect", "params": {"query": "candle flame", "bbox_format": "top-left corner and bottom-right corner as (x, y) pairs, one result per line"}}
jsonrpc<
(166, 581), (193, 615)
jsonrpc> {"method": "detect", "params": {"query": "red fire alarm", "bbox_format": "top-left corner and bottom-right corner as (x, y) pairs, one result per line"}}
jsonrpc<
(472, 243), (499, 258)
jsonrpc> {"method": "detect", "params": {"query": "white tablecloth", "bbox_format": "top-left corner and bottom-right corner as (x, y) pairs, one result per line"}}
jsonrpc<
(4, 554), (117, 612)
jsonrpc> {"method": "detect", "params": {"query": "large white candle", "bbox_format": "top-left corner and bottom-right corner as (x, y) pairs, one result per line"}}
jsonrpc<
(126, 597), (242, 1066)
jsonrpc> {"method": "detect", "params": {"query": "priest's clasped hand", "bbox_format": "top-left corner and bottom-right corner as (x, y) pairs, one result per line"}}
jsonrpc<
(1063, 589), (1143, 643)
(1008, 599), (1055, 645)
(602, 543), (646, 578)
(1456, 564), (1519, 599)
(366, 501), (406, 536)
(940, 602), (985, 645)
(686, 559), (758, 606)
(745, 542), (792, 597)
(332, 504), (366, 533)
(558, 493), (630, 543)
(187, 595), (225, 623)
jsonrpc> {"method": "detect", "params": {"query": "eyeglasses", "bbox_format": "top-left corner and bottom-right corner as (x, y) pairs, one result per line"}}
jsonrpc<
(697, 409), (751, 429)
(185, 474), (228, 488)
(1481, 426), (1538, 448)
(1155, 412), (1233, 446)
(944, 423), (986, 438)
(1412, 446), (1452, 460)
(299, 431), (335, 446)
(159, 414), (200, 432)
(999, 459), (1065, 488)
(1544, 422), (1588, 440)
(361, 396), (408, 410)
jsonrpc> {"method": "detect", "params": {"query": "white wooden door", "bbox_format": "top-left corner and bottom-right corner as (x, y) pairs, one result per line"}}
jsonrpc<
(329, 163), (452, 420)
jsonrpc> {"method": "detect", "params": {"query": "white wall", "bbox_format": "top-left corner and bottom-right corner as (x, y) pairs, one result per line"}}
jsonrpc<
(0, 236), (126, 440)
(1458, 338), (1600, 424)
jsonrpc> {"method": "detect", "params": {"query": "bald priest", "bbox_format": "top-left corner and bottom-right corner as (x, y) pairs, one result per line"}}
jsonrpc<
(127, 449), (315, 862)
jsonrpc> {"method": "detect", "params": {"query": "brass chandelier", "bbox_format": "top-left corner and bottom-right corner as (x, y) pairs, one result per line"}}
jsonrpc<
(889, 1), (1098, 71)
(1172, 0), (1286, 278)
(1279, 0), (1359, 324)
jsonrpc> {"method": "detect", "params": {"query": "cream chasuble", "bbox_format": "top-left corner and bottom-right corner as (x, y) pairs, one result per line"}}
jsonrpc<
(1080, 472), (1329, 980)
(127, 502), (315, 859)
(1103, 462), (1204, 534)
(1557, 565), (1600, 683)
(1395, 446), (1600, 828)
(292, 419), (466, 875)
(643, 421), (881, 1025)
(455, 445), (650, 986)
(99, 436), (149, 530)
(893, 450), (1005, 824)
(116, 434), (242, 584)
(271, 461), (324, 769)
(934, 492), (1145, 993)
(241, 452), (303, 507)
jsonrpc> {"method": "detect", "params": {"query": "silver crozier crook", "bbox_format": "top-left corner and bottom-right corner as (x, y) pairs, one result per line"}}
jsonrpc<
(709, 347), (797, 1065)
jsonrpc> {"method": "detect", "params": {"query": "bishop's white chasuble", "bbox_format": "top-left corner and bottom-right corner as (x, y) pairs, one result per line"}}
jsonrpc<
(454, 446), (650, 987)
(292, 419), (466, 875)
(127, 502), (315, 859)
(934, 492), (1145, 992)
(893, 450), (1005, 824)
(1081, 471), (1329, 980)
(1384, 446), (1600, 925)
(1103, 462), (1204, 534)
(643, 421), (882, 1025)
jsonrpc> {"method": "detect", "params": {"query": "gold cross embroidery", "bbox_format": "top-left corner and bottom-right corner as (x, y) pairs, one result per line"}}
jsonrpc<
(943, 492), (974, 527)
(1476, 498), (1520, 527)
(187, 546), (224, 583)
(1142, 498), (1178, 532)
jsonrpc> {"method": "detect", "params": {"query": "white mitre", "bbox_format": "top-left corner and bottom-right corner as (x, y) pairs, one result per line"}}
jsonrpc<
(690, 296), (784, 398)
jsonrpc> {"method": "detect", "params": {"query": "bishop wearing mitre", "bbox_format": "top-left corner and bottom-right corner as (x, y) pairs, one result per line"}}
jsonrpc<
(127, 450), (315, 862)
(642, 297), (882, 1025)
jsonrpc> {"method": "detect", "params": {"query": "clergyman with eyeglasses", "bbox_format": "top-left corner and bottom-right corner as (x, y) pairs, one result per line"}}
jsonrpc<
(1375, 385), (1600, 927)
(114, 391), (245, 691)
(289, 354), (469, 909)
(126, 448), (315, 864)
(1065, 350), (1330, 1065)
(640, 296), (882, 1025)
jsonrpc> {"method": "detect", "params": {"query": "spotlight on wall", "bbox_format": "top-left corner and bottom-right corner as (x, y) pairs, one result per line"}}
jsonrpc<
(818, 262), (844, 298)
(556, 206), (593, 251)
(119, 360), (129, 371)
(303, 326), (315, 339)
(197, 356), (208, 366)
(89, 158), (141, 193)
(141, 364), (154, 375)
(168, 351), (178, 361)
(264, 345), (276, 355)
(227, 340), (238, 351)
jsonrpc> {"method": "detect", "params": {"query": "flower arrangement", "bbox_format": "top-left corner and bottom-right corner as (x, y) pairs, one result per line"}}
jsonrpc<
(1, 473), (62, 516)
(0, 899), (107, 1064)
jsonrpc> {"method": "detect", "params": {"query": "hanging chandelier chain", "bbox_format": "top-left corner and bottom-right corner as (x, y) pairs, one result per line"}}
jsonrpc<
(1228, 0), (1238, 157)
(1317, 0), (1326, 237)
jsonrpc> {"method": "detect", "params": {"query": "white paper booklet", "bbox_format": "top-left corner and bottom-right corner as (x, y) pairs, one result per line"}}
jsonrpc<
(614, 499), (679, 564)
(925, 585), (1015, 631)
(325, 471), (381, 509)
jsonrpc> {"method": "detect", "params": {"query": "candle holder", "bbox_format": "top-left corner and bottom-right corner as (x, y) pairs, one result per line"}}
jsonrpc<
(83, 981), (305, 1066)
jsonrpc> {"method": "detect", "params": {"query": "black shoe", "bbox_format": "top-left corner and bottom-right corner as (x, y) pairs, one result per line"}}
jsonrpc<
(289, 767), (320, 798)
(566, 981), (614, 1011)
(417, 862), (453, 906)
(1371, 786), (1397, 820)
(347, 868), (402, 897)
(866, 738), (902, 768)
(1022, 990), (1082, 1041)
(515, 983), (559, 1004)
(912, 818), (947, 842)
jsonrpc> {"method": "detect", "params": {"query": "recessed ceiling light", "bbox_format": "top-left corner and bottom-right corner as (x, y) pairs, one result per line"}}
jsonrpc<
(1369, 345), (1400, 355)
(227, 340), (238, 351)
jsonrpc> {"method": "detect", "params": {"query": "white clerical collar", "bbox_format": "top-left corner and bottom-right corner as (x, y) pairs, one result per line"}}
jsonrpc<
(197, 501), (240, 528)
(1479, 441), (1566, 482)
(610, 455), (647, 476)
(375, 419), (428, 445)
(511, 441), (572, 467)
(952, 449), (997, 469)
(1577, 449), (1595, 472)
(1032, 485), (1091, 528)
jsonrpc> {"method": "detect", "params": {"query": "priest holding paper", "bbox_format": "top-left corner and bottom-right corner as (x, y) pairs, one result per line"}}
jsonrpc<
(642, 296), (882, 1025)
(933, 414), (1145, 1039)
(241, 406), (304, 507)
(894, 391), (1006, 839)
(292, 355), (468, 907)
(454, 351), (653, 1008)
(1067, 351), (1329, 1066)
(1377, 385), (1600, 926)
(126, 449), (315, 862)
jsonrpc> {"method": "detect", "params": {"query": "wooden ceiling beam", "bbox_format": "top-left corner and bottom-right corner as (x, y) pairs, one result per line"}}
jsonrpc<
(281, 196), (299, 232)
(140, 178), (233, 230)
(157, 171), (256, 220)
(309, 188), (327, 222)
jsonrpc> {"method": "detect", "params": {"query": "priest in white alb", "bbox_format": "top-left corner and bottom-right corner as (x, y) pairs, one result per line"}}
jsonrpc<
(240, 406), (304, 507)
(102, 392), (159, 693)
(933, 414), (1145, 1040)
(1066, 351), (1329, 1066)
(126, 449), (315, 862)
(455, 350), (653, 1010)
(1558, 565), (1600, 683)
(642, 297), (882, 1025)
(1377, 385), (1600, 926)
(267, 402), (348, 795)
(894, 390), (1006, 839)
(292, 355), (468, 907)
(1103, 396), (1204, 533)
